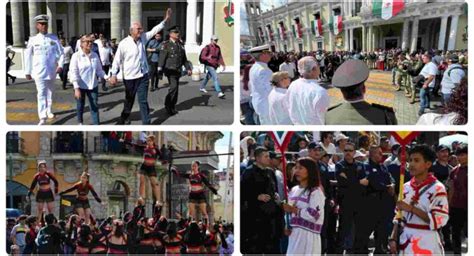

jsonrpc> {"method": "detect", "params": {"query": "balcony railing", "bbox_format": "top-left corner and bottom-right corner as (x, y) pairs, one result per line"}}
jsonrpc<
(51, 133), (84, 154)
(6, 137), (24, 154)
(92, 136), (143, 156)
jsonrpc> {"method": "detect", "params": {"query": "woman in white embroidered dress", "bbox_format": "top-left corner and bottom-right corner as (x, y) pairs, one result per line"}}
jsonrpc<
(283, 157), (325, 255)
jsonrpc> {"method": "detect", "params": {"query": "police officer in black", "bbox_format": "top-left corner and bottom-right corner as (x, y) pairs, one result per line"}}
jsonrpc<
(354, 145), (395, 254)
(308, 143), (338, 254)
(241, 147), (284, 254)
(158, 26), (192, 115)
(335, 142), (367, 254)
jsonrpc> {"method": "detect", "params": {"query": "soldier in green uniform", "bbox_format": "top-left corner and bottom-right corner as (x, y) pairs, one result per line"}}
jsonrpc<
(326, 59), (397, 125)
(407, 53), (424, 104)
(158, 26), (192, 115)
(396, 54), (413, 98)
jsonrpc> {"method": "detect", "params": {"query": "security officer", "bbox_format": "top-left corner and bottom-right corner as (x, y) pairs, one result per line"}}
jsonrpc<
(24, 14), (64, 125)
(158, 26), (192, 115)
(241, 147), (284, 254)
(353, 145), (395, 254)
(326, 59), (398, 125)
(334, 142), (367, 254)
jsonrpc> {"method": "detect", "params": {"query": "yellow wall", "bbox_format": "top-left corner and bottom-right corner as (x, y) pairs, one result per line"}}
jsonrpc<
(214, 1), (234, 67)
(455, 14), (468, 50)
(20, 132), (40, 156)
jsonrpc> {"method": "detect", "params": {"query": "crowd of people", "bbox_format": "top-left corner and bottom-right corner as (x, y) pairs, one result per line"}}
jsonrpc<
(12, 8), (227, 125)
(240, 131), (467, 255)
(7, 204), (234, 255)
(240, 47), (468, 125)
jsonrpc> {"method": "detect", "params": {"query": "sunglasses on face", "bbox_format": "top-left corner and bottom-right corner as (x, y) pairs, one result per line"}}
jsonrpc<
(81, 40), (93, 44)
(344, 149), (355, 152)
(38, 22), (48, 26)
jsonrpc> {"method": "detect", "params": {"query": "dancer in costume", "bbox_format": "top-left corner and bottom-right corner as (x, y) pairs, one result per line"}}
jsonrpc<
(60, 172), (102, 224)
(28, 160), (59, 221)
(173, 161), (218, 222)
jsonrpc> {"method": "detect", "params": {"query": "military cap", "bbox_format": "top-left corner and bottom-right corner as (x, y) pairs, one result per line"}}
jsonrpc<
(167, 25), (180, 33)
(248, 44), (271, 54)
(34, 14), (49, 23)
(332, 59), (370, 88)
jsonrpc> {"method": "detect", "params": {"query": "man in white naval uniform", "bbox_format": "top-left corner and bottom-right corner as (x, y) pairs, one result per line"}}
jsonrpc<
(287, 56), (329, 125)
(248, 45), (273, 125)
(24, 15), (64, 125)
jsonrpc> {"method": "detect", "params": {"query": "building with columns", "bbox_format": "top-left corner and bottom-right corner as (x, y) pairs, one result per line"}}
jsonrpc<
(6, 131), (225, 220)
(7, 0), (234, 75)
(243, 0), (467, 53)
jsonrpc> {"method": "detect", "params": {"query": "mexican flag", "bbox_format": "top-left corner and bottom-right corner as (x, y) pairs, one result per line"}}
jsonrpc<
(279, 24), (286, 40)
(311, 19), (323, 37)
(292, 22), (303, 38)
(372, 0), (405, 20)
(223, 0), (234, 26)
(329, 14), (343, 35)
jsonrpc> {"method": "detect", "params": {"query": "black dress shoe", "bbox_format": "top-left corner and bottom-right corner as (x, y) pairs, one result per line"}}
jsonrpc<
(12, 77), (16, 84)
(150, 87), (156, 92)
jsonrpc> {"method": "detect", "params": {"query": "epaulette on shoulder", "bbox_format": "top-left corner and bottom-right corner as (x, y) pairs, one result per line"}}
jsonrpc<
(327, 103), (342, 111)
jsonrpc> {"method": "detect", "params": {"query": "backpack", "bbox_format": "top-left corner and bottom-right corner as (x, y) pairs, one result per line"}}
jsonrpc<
(35, 227), (52, 253)
(447, 66), (464, 78)
(199, 45), (211, 65)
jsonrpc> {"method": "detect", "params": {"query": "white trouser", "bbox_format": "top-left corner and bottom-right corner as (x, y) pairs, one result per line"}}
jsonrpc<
(34, 79), (55, 120)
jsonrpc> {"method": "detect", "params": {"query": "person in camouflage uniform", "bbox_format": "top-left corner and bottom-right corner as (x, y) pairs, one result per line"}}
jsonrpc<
(407, 53), (425, 104)
(395, 54), (412, 98)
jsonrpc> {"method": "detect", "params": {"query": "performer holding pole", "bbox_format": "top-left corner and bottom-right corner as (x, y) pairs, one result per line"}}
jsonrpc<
(389, 145), (449, 254)
(28, 160), (59, 221)
(173, 161), (218, 223)
(59, 172), (102, 224)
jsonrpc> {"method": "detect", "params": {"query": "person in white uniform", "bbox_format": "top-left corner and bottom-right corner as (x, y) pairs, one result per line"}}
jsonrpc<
(248, 45), (273, 125)
(268, 71), (292, 125)
(279, 56), (296, 80)
(24, 15), (64, 125)
(287, 56), (329, 125)
(283, 157), (325, 255)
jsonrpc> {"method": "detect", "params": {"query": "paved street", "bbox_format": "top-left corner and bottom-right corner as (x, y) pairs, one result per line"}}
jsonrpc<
(326, 70), (443, 125)
(6, 74), (234, 125)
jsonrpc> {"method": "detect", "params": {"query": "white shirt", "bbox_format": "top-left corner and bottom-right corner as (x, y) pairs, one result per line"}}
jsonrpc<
(111, 21), (166, 80)
(268, 87), (292, 125)
(416, 112), (459, 125)
(24, 33), (64, 80)
(99, 46), (112, 66)
(419, 62), (438, 88)
(319, 142), (336, 154)
(249, 61), (273, 120)
(240, 76), (251, 104)
(279, 62), (296, 78)
(69, 49), (106, 90)
(287, 78), (330, 125)
(441, 64), (465, 94)
(62, 46), (73, 64)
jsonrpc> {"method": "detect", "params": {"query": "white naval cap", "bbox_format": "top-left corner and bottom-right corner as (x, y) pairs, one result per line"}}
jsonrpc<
(34, 14), (49, 23)
(248, 44), (271, 54)
(211, 35), (219, 40)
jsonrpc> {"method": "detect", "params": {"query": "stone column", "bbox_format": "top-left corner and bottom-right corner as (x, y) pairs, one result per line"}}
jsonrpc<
(345, 28), (350, 51)
(111, 0), (123, 40)
(367, 25), (373, 51)
(350, 28), (354, 51)
(410, 18), (419, 52)
(130, 0), (142, 25)
(28, 0), (40, 37)
(202, 0), (214, 44)
(46, 1), (56, 34)
(437, 16), (448, 50)
(401, 19), (409, 51)
(362, 25), (366, 52)
(78, 2), (85, 35)
(304, 4), (312, 52)
(186, 0), (198, 46)
(447, 15), (459, 50)
(10, 0), (25, 46)
(67, 2), (76, 40)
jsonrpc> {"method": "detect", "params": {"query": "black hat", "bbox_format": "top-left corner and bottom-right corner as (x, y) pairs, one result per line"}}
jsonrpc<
(308, 142), (318, 150)
(269, 151), (282, 159)
(436, 145), (450, 153)
(455, 145), (467, 155)
(167, 25), (180, 33)
(332, 59), (370, 88)
(448, 54), (459, 63)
